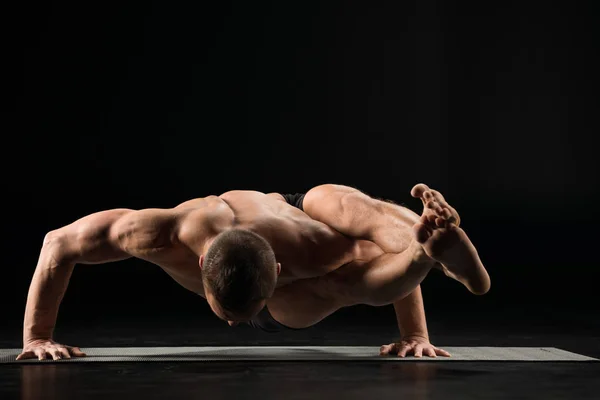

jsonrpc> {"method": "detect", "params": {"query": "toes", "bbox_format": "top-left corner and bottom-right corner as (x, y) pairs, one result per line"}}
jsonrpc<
(431, 190), (452, 212)
(421, 214), (437, 230)
(430, 190), (461, 226)
(449, 206), (460, 226)
(411, 184), (430, 198)
(431, 190), (447, 204)
(441, 208), (452, 220)
(427, 214), (437, 225)
(418, 185), (461, 230)
(413, 186), (447, 206)
(426, 200), (446, 218)
(412, 223), (432, 243)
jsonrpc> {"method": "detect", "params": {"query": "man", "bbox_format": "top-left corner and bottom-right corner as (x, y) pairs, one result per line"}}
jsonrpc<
(17, 183), (490, 361)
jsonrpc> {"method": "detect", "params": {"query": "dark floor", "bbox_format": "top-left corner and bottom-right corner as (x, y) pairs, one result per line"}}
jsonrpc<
(1, 306), (598, 400)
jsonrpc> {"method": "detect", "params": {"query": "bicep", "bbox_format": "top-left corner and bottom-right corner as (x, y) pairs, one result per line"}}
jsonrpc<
(48, 209), (134, 265)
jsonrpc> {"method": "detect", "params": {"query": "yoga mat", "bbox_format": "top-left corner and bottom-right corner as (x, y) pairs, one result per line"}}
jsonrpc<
(0, 347), (596, 363)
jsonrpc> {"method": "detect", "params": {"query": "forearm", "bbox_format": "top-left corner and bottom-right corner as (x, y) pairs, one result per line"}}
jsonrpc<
(23, 241), (75, 344)
(367, 197), (429, 337)
(393, 285), (429, 340)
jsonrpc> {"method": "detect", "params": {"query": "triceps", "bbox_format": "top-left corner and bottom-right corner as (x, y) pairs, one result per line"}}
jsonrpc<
(53, 209), (134, 265)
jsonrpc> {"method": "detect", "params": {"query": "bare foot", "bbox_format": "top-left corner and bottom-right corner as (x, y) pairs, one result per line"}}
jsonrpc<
(410, 184), (490, 295)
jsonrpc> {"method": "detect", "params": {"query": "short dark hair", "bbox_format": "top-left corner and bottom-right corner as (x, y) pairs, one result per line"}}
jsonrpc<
(202, 229), (277, 316)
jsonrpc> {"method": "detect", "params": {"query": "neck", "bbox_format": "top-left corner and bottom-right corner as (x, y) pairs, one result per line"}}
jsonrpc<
(201, 236), (218, 257)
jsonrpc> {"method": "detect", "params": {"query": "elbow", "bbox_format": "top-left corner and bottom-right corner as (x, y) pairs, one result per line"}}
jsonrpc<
(43, 229), (69, 248)
(41, 229), (74, 265)
(43, 230), (61, 245)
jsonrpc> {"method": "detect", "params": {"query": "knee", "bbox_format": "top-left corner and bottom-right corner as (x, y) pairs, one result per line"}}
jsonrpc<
(360, 291), (396, 307)
(337, 288), (394, 308)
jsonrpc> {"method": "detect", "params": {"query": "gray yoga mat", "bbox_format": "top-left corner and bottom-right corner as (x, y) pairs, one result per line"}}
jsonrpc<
(0, 346), (597, 363)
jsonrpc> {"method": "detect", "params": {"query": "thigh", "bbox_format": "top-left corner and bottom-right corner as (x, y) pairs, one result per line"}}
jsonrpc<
(304, 184), (419, 254)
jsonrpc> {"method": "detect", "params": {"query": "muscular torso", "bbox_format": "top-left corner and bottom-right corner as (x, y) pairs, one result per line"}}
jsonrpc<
(112, 191), (384, 296)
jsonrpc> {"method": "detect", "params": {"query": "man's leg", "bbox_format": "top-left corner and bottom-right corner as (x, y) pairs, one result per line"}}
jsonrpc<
(266, 240), (435, 329)
(266, 183), (490, 329)
(304, 183), (489, 295)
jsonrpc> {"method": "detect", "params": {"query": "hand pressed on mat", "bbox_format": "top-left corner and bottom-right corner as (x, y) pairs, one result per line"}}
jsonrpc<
(17, 339), (86, 361)
(380, 335), (451, 358)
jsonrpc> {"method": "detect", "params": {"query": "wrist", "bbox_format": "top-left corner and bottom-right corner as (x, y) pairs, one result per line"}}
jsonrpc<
(23, 338), (53, 348)
(23, 328), (53, 345)
(401, 332), (429, 341)
(24, 317), (54, 343)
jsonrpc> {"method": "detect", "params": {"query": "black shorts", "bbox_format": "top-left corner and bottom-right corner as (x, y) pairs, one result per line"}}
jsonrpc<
(246, 193), (307, 333)
(281, 193), (306, 211)
(246, 306), (303, 333)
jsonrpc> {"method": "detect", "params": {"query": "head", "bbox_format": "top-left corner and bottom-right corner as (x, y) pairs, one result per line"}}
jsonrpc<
(200, 229), (280, 324)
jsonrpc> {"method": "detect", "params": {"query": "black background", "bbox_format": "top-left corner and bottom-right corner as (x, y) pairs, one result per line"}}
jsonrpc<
(2, 1), (599, 338)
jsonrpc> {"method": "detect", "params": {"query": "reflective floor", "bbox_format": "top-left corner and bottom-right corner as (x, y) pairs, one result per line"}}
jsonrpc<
(2, 360), (598, 400)
(1, 306), (598, 400)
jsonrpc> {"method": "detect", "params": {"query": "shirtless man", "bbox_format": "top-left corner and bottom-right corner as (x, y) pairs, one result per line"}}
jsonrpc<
(17, 183), (490, 361)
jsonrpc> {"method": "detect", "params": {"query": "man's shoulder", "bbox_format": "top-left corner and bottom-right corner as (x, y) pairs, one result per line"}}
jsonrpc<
(174, 195), (221, 210)
(218, 190), (269, 200)
(176, 197), (234, 236)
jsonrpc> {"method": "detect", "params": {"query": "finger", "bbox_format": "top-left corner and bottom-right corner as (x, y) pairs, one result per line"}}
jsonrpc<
(435, 347), (451, 357)
(49, 348), (62, 360)
(380, 343), (399, 355)
(413, 345), (423, 358)
(379, 344), (392, 354)
(424, 347), (437, 358)
(397, 345), (411, 358)
(68, 347), (87, 357)
(58, 347), (71, 359)
(34, 348), (47, 361)
(435, 217), (446, 227)
(16, 351), (35, 361)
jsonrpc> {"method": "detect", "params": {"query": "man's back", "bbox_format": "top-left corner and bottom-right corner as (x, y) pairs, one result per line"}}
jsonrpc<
(59, 191), (365, 296)
(215, 191), (362, 284)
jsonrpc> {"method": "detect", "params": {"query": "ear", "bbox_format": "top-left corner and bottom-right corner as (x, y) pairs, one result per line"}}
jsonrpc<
(199, 255), (205, 269)
(276, 262), (281, 276)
